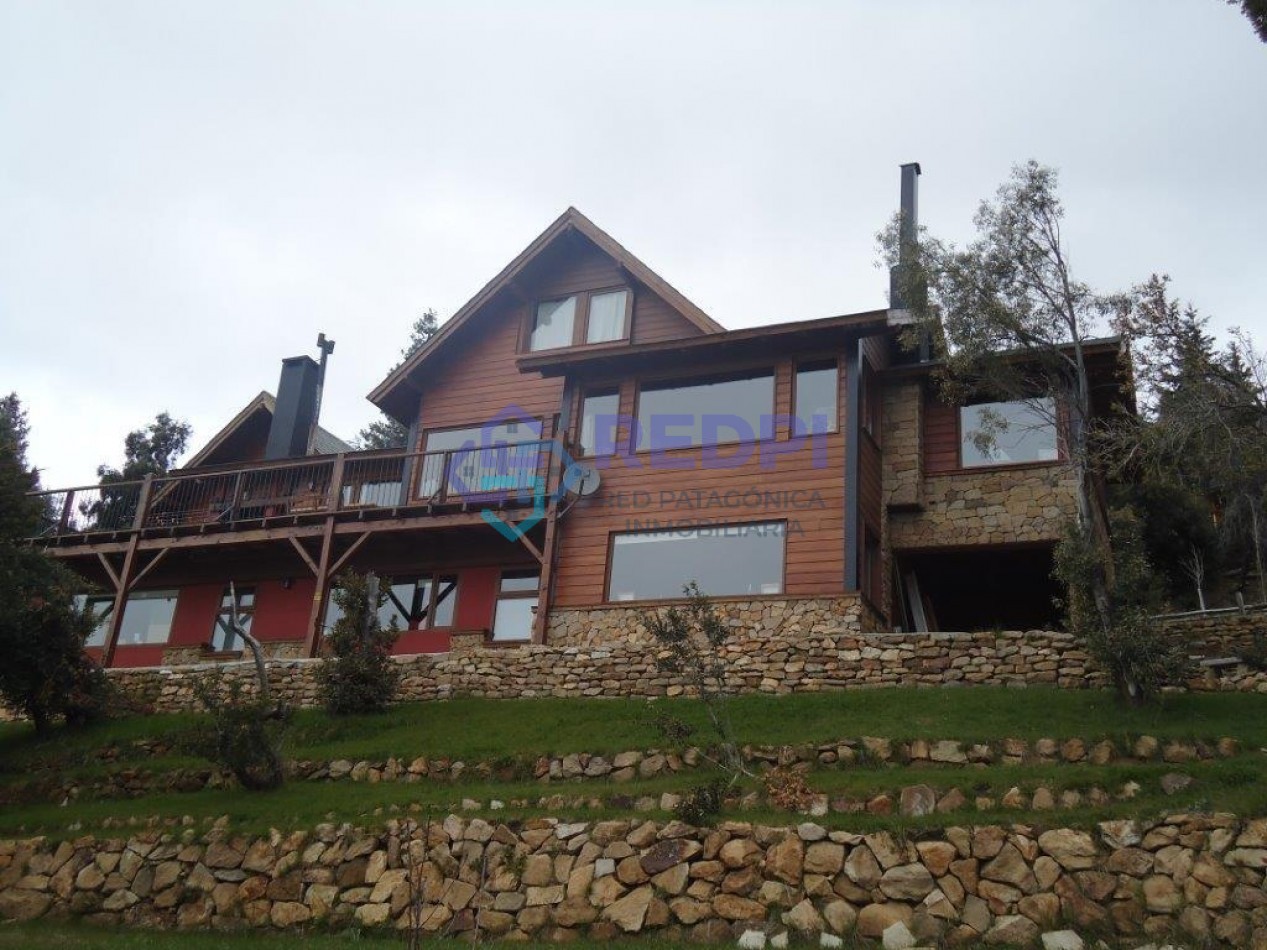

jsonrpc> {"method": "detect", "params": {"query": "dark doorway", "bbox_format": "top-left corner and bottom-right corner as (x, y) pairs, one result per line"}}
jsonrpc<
(896, 544), (1060, 632)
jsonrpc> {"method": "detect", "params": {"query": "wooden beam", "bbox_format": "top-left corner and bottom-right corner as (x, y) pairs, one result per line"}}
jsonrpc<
(533, 410), (568, 644)
(302, 518), (336, 658)
(101, 535), (140, 668)
(328, 532), (371, 576)
(96, 553), (121, 592)
(287, 537), (319, 576)
(127, 547), (170, 590)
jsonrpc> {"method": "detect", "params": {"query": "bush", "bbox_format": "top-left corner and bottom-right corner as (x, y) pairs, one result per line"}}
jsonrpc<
(1054, 509), (1191, 704)
(0, 545), (111, 732)
(194, 676), (290, 791)
(317, 572), (401, 715)
(674, 779), (726, 825)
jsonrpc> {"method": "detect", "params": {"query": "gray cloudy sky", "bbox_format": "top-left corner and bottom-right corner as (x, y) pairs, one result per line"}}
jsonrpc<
(2, 1), (1264, 489)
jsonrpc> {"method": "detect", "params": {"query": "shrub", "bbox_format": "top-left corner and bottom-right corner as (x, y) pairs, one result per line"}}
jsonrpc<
(674, 779), (727, 825)
(0, 546), (111, 732)
(317, 571), (401, 715)
(762, 765), (815, 812)
(1053, 508), (1191, 704)
(194, 676), (290, 791)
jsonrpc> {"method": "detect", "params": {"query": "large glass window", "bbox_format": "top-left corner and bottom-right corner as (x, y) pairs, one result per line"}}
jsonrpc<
(530, 297), (577, 351)
(115, 590), (178, 646)
(420, 419), (543, 498)
(960, 398), (1058, 468)
(74, 594), (115, 648)
(210, 587), (255, 652)
(586, 290), (629, 343)
(579, 390), (620, 456)
(607, 522), (786, 601)
(635, 370), (774, 450)
(324, 574), (459, 633)
(794, 362), (838, 435)
(492, 572), (538, 642)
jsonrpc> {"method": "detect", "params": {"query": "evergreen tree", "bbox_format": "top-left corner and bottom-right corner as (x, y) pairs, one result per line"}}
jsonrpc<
(355, 310), (440, 450)
(0, 393), (41, 540)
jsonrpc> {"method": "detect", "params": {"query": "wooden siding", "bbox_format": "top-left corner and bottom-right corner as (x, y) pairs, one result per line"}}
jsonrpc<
(552, 354), (849, 608)
(413, 232), (706, 440)
(924, 389), (960, 474)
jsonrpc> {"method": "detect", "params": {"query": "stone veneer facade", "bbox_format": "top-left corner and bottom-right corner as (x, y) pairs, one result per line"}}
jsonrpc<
(3, 813), (1267, 946)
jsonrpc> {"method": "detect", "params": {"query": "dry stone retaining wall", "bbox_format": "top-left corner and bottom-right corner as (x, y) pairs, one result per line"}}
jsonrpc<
(3, 813), (1266, 946)
(104, 628), (1108, 715)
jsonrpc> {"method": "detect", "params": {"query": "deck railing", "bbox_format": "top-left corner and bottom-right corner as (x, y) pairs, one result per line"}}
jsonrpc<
(28, 439), (555, 540)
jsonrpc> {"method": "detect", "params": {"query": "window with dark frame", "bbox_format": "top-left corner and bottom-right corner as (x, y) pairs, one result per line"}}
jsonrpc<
(578, 390), (620, 456)
(210, 586), (255, 652)
(527, 287), (632, 352)
(114, 590), (179, 646)
(323, 574), (460, 634)
(491, 571), (539, 642)
(635, 369), (775, 451)
(74, 594), (115, 648)
(606, 522), (786, 602)
(959, 398), (1058, 468)
(794, 361), (838, 435)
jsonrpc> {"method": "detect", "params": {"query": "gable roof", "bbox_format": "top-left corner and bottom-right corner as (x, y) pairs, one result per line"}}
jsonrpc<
(183, 391), (352, 470)
(367, 207), (724, 420)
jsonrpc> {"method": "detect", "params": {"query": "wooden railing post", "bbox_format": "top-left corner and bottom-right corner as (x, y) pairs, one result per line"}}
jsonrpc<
(327, 454), (346, 511)
(58, 490), (74, 534)
(132, 475), (155, 531)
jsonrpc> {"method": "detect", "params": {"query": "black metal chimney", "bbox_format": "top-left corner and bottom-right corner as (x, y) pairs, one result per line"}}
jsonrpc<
(888, 161), (921, 313)
(265, 356), (322, 460)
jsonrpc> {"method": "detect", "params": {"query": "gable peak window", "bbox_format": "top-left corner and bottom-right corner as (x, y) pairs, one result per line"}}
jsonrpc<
(528, 287), (632, 352)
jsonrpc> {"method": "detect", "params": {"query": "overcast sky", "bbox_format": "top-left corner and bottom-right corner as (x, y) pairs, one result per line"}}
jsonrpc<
(2, 1), (1264, 489)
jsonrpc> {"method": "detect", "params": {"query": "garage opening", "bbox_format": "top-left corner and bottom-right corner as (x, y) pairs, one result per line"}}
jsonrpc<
(894, 544), (1061, 632)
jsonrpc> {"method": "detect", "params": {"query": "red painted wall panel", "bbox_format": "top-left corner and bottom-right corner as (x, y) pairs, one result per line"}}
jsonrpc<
(251, 578), (315, 642)
(168, 584), (222, 647)
(109, 645), (166, 668)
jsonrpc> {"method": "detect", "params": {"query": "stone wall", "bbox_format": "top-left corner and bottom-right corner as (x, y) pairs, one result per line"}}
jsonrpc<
(545, 595), (880, 646)
(160, 640), (304, 667)
(887, 466), (1078, 550)
(101, 628), (1105, 715)
(3, 813), (1266, 946)
(1160, 604), (1267, 658)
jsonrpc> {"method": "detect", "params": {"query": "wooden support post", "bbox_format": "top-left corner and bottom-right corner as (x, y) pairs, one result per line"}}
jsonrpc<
(101, 476), (154, 668)
(532, 411), (568, 644)
(302, 517), (336, 658)
(327, 453), (346, 511)
(101, 535), (139, 669)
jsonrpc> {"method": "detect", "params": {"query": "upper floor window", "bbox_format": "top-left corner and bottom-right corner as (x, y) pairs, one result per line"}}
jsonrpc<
(635, 369), (774, 451)
(794, 362), (838, 435)
(531, 297), (577, 351)
(960, 398), (1058, 468)
(529, 288), (632, 351)
(579, 390), (620, 456)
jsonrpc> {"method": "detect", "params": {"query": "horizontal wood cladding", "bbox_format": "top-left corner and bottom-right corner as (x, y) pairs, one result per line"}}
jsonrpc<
(415, 303), (563, 438)
(551, 434), (847, 607)
(413, 232), (704, 439)
(924, 392), (960, 474)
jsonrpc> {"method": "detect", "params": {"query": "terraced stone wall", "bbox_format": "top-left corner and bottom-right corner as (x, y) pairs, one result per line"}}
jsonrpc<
(3, 813), (1266, 946)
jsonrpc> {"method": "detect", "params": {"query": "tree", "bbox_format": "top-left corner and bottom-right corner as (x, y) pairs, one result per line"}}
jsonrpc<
(355, 310), (440, 450)
(879, 161), (1175, 702)
(316, 571), (401, 715)
(0, 393), (42, 540)
(0, 395), (110, 730)
(96, 412), (192, 483)
(1112, 275), (1267, 602)
(1228, 0), (1267, 42)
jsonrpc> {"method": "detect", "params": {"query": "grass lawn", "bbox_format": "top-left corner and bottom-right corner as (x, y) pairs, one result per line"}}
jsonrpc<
(4, 688), (1267, 772)
(1, 688), (1265, 841)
